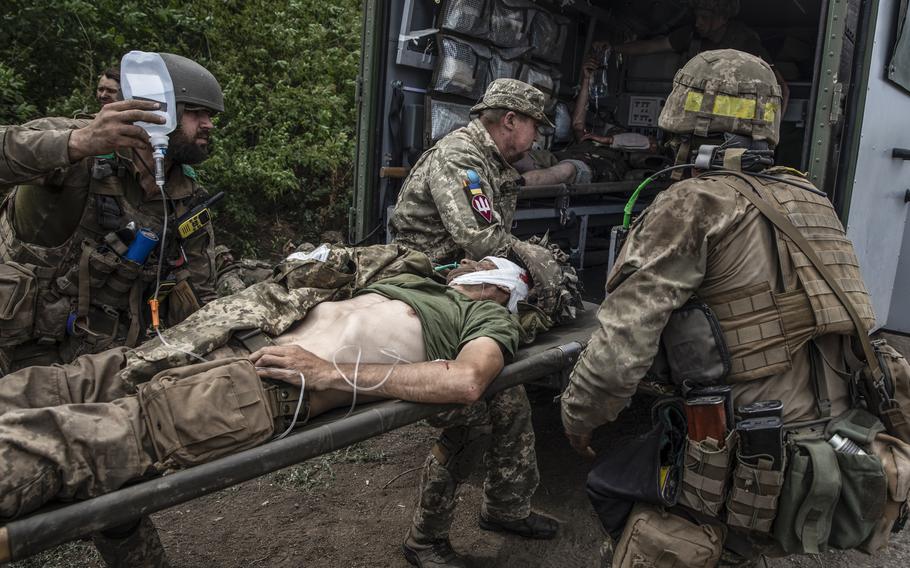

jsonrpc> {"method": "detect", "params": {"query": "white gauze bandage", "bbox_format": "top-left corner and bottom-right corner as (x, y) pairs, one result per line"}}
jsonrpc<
(449, 256), (530, 313)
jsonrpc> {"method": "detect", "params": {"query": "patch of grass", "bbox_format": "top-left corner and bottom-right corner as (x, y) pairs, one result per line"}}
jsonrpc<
(271, 457), (337, 491)
(270, 441), (386, 492)
(9, 539), (103, 568)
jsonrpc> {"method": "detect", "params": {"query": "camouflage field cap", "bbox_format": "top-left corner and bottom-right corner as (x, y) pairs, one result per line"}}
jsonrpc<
(471, 79), (556, 127)
(690, 0), (740, 17)
(658, 49), (782, 145)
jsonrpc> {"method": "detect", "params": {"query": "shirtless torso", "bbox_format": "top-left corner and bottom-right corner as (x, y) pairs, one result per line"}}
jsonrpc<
(275, 293), (427, 364)
(210, 293), (427, 366)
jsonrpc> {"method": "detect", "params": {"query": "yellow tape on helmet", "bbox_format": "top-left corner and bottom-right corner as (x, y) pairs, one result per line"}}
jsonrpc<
(712, 94), (756, 119)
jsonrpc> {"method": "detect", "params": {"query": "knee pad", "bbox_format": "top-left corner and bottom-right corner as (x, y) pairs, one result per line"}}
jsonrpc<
(137, 358), (275, 468)
(431, 424), (493, 482)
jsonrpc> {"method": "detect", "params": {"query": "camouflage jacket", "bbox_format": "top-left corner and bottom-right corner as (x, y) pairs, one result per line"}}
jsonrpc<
(561, 172), (868, 434)
(119, 244), (433, 387)
(388, 119), (522, 263)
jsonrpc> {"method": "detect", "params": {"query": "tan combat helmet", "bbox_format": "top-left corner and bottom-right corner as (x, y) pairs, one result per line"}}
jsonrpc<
(658, 49), (782, 145)
(689, 0), (740, 18)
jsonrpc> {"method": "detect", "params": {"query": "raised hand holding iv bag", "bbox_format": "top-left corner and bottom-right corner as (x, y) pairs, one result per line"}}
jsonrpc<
(120, 51), (177, 187)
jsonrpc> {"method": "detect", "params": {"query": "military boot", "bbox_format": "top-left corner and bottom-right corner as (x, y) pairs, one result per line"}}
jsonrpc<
(92, 516), (170, 568)
(478, 511), (559, 540)
(402, 533), (468, 568)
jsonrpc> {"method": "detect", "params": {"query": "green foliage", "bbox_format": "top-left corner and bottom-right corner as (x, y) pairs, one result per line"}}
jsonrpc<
(0, 0), (362, 256)
(270, 442), (386, 492)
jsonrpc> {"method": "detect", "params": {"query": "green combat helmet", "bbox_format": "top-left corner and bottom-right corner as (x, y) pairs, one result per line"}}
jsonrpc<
(689, 0), (740, 18)
(159, 53), (225, 115)
(658, 49), (781, 145)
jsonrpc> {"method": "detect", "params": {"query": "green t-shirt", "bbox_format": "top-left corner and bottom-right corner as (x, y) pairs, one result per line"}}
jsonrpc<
(358, 273), (519, 360)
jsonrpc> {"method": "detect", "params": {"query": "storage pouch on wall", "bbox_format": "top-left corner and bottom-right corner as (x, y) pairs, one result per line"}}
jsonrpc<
(488, 46), (529, 84)
(518, 62), (560, 110)
(530, 10), (569, 63)
(489, 0), (537, 48)
(426, 97), (473, 144)
(433, 35), (491, 99)
(440, 0), (489, 38)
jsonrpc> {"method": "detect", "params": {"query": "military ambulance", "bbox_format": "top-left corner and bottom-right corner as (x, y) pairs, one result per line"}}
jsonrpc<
(351, 0), (910, 333)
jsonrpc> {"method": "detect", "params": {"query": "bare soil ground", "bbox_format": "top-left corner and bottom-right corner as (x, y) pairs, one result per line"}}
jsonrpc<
(11, 336), (910, 568)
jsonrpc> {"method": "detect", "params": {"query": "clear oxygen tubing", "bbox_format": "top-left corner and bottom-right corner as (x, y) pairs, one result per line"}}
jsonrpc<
(268, 370), (308, 441)
(331, 345), (413, 419)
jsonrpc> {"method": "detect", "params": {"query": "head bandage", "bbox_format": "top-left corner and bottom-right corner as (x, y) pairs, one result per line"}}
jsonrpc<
(449, 256), (530, 313)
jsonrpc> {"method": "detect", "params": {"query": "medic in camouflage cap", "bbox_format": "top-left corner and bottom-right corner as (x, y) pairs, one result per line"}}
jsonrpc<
(471, 79), (556, 128)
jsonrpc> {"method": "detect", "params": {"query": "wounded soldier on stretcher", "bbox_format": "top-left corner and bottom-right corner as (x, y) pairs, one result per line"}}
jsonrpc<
(0, 256), (532, 520)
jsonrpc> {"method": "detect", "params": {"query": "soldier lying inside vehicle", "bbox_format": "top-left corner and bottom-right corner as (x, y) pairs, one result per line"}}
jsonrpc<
(0, 254), (534, 520)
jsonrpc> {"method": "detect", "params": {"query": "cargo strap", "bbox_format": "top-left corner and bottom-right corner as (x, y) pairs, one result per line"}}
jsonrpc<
(808, 340), (831, 418)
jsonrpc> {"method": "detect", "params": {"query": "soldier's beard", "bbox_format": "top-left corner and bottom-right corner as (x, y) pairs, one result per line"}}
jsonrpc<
(169, 127), (212, 165)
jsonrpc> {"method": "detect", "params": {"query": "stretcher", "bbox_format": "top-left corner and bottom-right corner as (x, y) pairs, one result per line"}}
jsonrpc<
(0, 303), (600, 563)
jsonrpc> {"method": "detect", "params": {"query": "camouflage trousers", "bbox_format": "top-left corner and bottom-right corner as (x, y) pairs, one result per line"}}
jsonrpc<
(410, 385), (539, 542)
(0, 348), (157, 519)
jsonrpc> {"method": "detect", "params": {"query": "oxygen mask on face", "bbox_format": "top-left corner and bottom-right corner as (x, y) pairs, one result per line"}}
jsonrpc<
(120, 51), (177, 190)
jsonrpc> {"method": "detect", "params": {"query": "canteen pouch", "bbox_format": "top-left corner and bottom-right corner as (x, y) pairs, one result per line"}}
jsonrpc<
(612, 503), (725, 568)
(680, 430), (737, 517)
(773, 439), (841, 554)
(439, 0), (489, 38)
(433, 36), (492, 99)
(530, 10), (569, 63)
(662, 300), (731, 387)
(0, 262), (37, 346)
(860, 433), (910, 553)
(586, 401), (687, 539)
(726, 454), (786, 534)
(138, 358), (275, 467)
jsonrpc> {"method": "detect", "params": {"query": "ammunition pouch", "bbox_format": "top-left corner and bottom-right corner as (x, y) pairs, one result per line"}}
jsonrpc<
(680, 430), (737, 517)
(0, 261), (67, 348)
(138, 358), (275, 468)
(612, 503), (725, 568)
(726, 453), (786, 535)
(0, 262), (38, 347)
(431, 424), (493, 482)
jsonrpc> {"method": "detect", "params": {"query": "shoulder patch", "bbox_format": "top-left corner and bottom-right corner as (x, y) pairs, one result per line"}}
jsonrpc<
(462, 169), (493, 223)
(181, 164), (198, 180)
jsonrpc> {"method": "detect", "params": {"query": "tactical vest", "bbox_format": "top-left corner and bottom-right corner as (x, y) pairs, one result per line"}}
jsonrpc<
(0, 154), (208, 359)
(699, 171), (875, 383)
